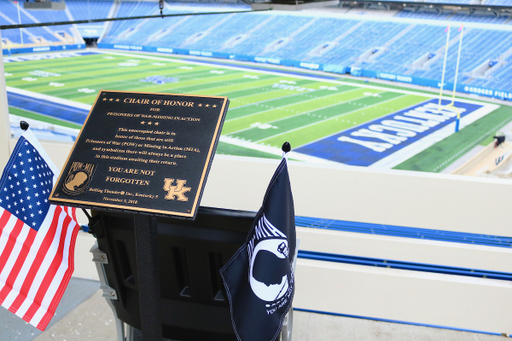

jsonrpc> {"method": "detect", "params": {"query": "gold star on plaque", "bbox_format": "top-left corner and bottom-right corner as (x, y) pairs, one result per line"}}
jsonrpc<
(141, 121), (146, 125)
(109, 98), (114, 102)
(116, 98), (120, 102)
(198, 103), (202, 107)
(148, 121), (152, 125)
(213, 104), (217, 108)
(205, 104), (210, 107)
(155, 122), (159, 126)
(102, 98), (107, 101)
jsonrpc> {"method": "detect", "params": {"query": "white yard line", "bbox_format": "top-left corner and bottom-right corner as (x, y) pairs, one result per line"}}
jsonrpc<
(219, 135), (337, 164)
(6, 86), (92, 111)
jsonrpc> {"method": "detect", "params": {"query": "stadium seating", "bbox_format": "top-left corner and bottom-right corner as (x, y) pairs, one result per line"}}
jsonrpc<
(66, 0), (115, 20)
(0, 0), (82, 45)
(94, 4), (512, 94)
(483, 0), (512, 5)
(3, 0), (512, 96)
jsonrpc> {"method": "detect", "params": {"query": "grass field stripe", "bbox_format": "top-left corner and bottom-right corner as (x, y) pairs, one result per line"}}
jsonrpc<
(8, 107), (82, 130)
(432, 118), (511, 172)
(34, 70), (230, 99)
(9, 61), (215, 87)
(97, 50), (341, 82)
(430, 112), (509, 172)
(97, 50), (275, 75)
(5, 59), (181, 84)
(35, 67), (229, 95)
(23, 64), (214, 87)
(225, 89), (388, 136)
(225, 86), (359, 120)
(255, 93), (410, 145)
(217, 79), (321, 100)
(192, 77), (290, 97)
(7, 65), (186, 91)
(247, 92), (404, 143)
(225, 89), (348, 121)
(278, 95), (431, 150)
(165, 74), (279, 94)
(227, 85), (327, 109)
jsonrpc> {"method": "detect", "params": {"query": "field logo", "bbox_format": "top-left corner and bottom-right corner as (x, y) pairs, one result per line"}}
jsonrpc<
(296, 99), (484, 166)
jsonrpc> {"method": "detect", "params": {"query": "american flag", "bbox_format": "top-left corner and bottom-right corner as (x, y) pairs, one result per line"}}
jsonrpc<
(0, 129), (80, 331)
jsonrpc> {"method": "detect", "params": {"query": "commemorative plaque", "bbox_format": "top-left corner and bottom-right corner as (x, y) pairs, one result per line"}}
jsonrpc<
(50, 90), (229, 218)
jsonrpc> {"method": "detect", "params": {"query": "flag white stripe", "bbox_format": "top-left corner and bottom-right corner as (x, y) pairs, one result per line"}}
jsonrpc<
(0, 222), (32, 288)
(30, 210), (76, 327)
(0, 223), (34, 308)
(15, 205), (63, 318)
(1, 206), (57, 309)
(0, 209), (18, 259)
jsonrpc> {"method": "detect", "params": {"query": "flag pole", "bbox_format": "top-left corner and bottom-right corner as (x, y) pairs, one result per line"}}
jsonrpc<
(17, 1), (23, 45)
(0, 30), (11, 169)
(134, 215), (163, 341)
(452, 25), (464, 133)
(438, 25), (451, 110)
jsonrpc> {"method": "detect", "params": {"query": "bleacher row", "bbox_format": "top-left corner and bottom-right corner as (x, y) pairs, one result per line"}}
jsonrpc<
(2, 0), (512, 96)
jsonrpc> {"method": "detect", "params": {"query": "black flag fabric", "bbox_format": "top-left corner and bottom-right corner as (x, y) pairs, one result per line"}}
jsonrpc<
(220, 158), (296, 341)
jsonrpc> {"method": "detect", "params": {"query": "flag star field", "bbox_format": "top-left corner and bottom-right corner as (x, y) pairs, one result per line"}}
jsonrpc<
(0, 140), (53, 231)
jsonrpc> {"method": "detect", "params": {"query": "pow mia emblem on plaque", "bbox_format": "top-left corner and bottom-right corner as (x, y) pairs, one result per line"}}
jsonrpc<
(62, 162), (96, 196)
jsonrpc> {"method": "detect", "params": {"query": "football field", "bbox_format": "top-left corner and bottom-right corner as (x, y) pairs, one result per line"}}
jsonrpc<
(4, 50), (511, 172)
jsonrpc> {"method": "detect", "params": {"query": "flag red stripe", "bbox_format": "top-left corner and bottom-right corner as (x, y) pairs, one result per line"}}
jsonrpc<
(9, 207), (64, 314)
(24, 211), (72, 329)
(38, 218), (79, 329)
(22, 206), (66, 321)
(0, 227), (38, 306)
(71, 208), (77, 224)
(0, 209), (11, 233)
(0, 218), (25, 275)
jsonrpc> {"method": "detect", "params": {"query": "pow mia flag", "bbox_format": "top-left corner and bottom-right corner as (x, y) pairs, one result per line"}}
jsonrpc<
(220, 153), (296, 341)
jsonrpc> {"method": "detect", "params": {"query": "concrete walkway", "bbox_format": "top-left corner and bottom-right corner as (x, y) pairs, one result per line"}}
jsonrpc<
(4, 286), (506, 341)
(0, 233), (508, 341)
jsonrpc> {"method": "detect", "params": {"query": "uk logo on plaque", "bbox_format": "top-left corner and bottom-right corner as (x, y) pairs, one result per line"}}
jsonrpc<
(50, 90), (229, 218)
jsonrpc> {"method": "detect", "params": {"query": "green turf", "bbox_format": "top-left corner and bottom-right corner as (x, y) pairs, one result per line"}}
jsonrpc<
(393, 105), (512, 172)
(215, 141), (281, 159)
(263, 94), (428, 148)
(8, 106), (82, 130)
(5, 50), (509, 173)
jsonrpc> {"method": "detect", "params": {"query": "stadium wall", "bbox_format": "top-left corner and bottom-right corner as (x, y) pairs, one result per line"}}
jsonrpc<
(98, 43), (512, 101)
(2, 43), (86, 56)
(7, 137), (512, 335)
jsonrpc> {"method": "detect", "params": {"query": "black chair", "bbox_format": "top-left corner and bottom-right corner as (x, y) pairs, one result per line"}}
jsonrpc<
(89, 206), (292, 341)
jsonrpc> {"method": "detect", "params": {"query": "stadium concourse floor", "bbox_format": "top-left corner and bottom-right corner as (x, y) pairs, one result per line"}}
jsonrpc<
(0, 233), (506, 341)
